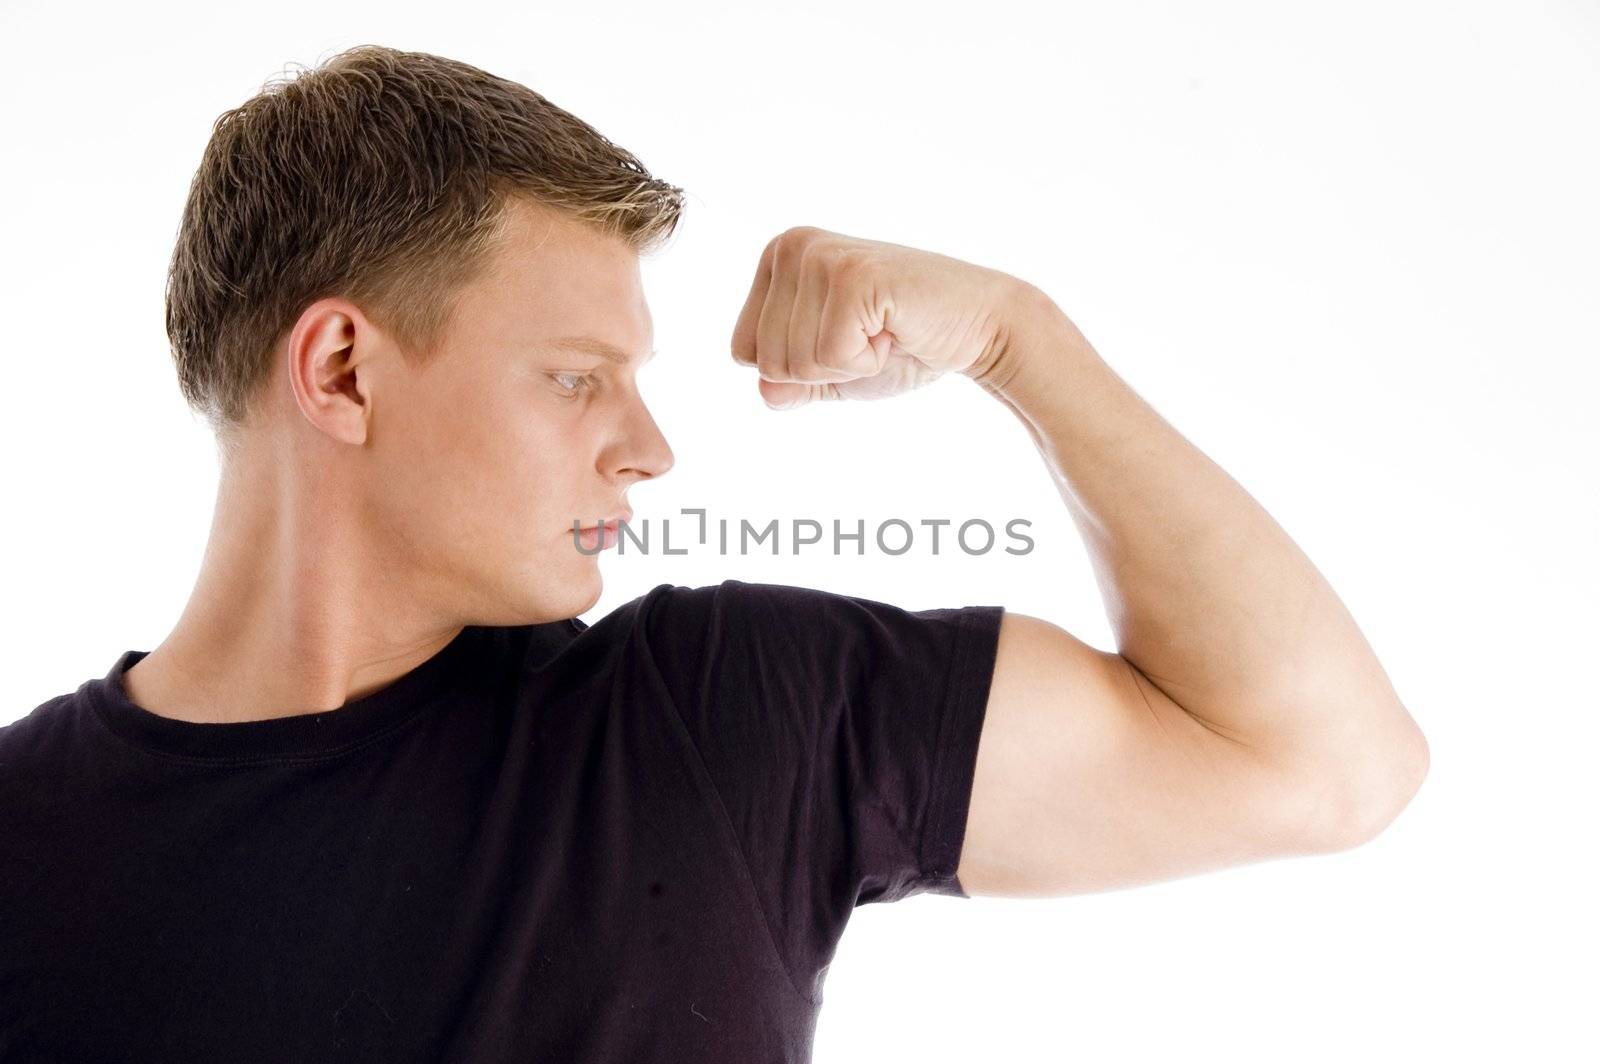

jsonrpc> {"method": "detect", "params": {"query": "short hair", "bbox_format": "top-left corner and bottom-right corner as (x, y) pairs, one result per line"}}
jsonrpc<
(164, 44), (686, 442)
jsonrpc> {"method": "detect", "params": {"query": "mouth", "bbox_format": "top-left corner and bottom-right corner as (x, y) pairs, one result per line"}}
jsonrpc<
(572, 509), (632, 552)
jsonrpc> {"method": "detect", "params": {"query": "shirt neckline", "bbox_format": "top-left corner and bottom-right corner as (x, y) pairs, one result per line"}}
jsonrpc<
(86, 624), (488, 763)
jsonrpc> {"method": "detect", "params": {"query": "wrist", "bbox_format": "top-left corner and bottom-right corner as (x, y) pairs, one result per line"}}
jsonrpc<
(966, 280), (1088, 399)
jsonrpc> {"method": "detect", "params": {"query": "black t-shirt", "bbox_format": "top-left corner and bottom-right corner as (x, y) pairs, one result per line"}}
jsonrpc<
(0, 578), (1004, 1063)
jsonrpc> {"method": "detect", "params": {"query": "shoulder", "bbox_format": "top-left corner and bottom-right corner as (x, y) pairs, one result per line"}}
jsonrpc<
(626, 577), (911, 627)
(624, 578), (879, 654)
(597, 578), (845, 671)
(0, 691), (89, 801)
(1, 692), (82, 755)
(623, 577), (1002, 686)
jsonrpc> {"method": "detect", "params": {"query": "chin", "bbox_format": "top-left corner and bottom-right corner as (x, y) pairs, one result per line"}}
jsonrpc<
(458, 545), (601, 628)
(566, 560), (608, 611)
(538, 553), (605, 620)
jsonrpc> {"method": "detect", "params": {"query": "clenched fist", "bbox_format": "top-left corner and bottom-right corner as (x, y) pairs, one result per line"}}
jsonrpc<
(730, 225), (1031, 409)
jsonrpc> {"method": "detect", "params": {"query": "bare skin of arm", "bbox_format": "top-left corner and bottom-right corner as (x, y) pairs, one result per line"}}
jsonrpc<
(727, 226), (1428, 898)
(954, 281), (1429, 897)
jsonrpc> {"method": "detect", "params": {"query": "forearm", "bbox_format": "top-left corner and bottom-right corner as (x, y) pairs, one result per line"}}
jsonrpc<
(969, 282), (1428, 794)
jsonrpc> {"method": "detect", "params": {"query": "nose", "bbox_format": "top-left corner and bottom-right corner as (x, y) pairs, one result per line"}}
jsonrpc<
(610, 392), (675, 483)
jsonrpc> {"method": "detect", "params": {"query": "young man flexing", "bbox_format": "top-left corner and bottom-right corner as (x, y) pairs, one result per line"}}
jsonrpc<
(0, 44), (1427, 1063)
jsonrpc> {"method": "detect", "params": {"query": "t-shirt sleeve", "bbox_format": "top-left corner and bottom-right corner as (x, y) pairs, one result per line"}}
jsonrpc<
(633, 579), (1004, 991)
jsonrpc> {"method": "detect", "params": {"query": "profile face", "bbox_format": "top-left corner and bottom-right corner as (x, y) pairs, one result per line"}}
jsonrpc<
(362, 196), (675, 626)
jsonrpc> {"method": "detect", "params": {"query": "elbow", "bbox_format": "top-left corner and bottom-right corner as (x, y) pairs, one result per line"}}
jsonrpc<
(1315, 725), (1431, 852)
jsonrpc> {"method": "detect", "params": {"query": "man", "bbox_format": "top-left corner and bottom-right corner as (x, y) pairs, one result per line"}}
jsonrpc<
(0, 43), (1428, 1063)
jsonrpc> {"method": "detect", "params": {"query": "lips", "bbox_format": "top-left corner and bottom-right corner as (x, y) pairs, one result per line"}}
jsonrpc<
(572, 509), (632, 552)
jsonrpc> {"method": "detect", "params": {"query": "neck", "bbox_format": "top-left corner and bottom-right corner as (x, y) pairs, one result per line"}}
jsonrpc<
(124, 432), (461, 725)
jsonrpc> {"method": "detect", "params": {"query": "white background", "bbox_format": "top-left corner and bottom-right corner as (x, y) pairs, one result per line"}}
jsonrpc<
(3, 1), (1596, 1060)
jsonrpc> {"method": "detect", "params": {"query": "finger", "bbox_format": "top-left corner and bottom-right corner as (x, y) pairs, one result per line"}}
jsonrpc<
(785, 251), (854, 383)
(754, 232), (803, 383)
(730, 237), (775, 369)
(758, 378), (841, 409)
(815, 266), (885, 380)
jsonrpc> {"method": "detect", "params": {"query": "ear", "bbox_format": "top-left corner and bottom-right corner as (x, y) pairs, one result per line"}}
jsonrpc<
(284, 298), (378, 446)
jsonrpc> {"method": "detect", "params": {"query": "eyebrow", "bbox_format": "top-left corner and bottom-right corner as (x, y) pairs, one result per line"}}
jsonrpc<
(544, 336), (657, 365)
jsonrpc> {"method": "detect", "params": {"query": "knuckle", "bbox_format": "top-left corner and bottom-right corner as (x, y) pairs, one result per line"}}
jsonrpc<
(773, 226), (823, 265)
(769, 236), (800, 272)
(831, 248), (868, 282)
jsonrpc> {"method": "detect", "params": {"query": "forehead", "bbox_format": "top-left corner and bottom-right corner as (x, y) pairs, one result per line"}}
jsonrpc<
(465, 196), (652, 345)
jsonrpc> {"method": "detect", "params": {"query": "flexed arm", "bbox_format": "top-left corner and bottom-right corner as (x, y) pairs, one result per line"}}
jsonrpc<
(730, 226), (1428, 896)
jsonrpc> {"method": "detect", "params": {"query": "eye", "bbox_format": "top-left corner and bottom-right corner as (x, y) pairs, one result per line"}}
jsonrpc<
(548, 371), (595, 397)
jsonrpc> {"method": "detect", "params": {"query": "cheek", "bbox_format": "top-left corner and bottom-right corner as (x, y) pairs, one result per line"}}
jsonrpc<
(400, 386), (594, 537)
(376, 423), (514, 550)
(503, 426), (593, 532)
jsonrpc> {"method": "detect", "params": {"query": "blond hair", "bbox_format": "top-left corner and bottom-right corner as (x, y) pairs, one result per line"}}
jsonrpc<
(165, 44), (686, 440)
